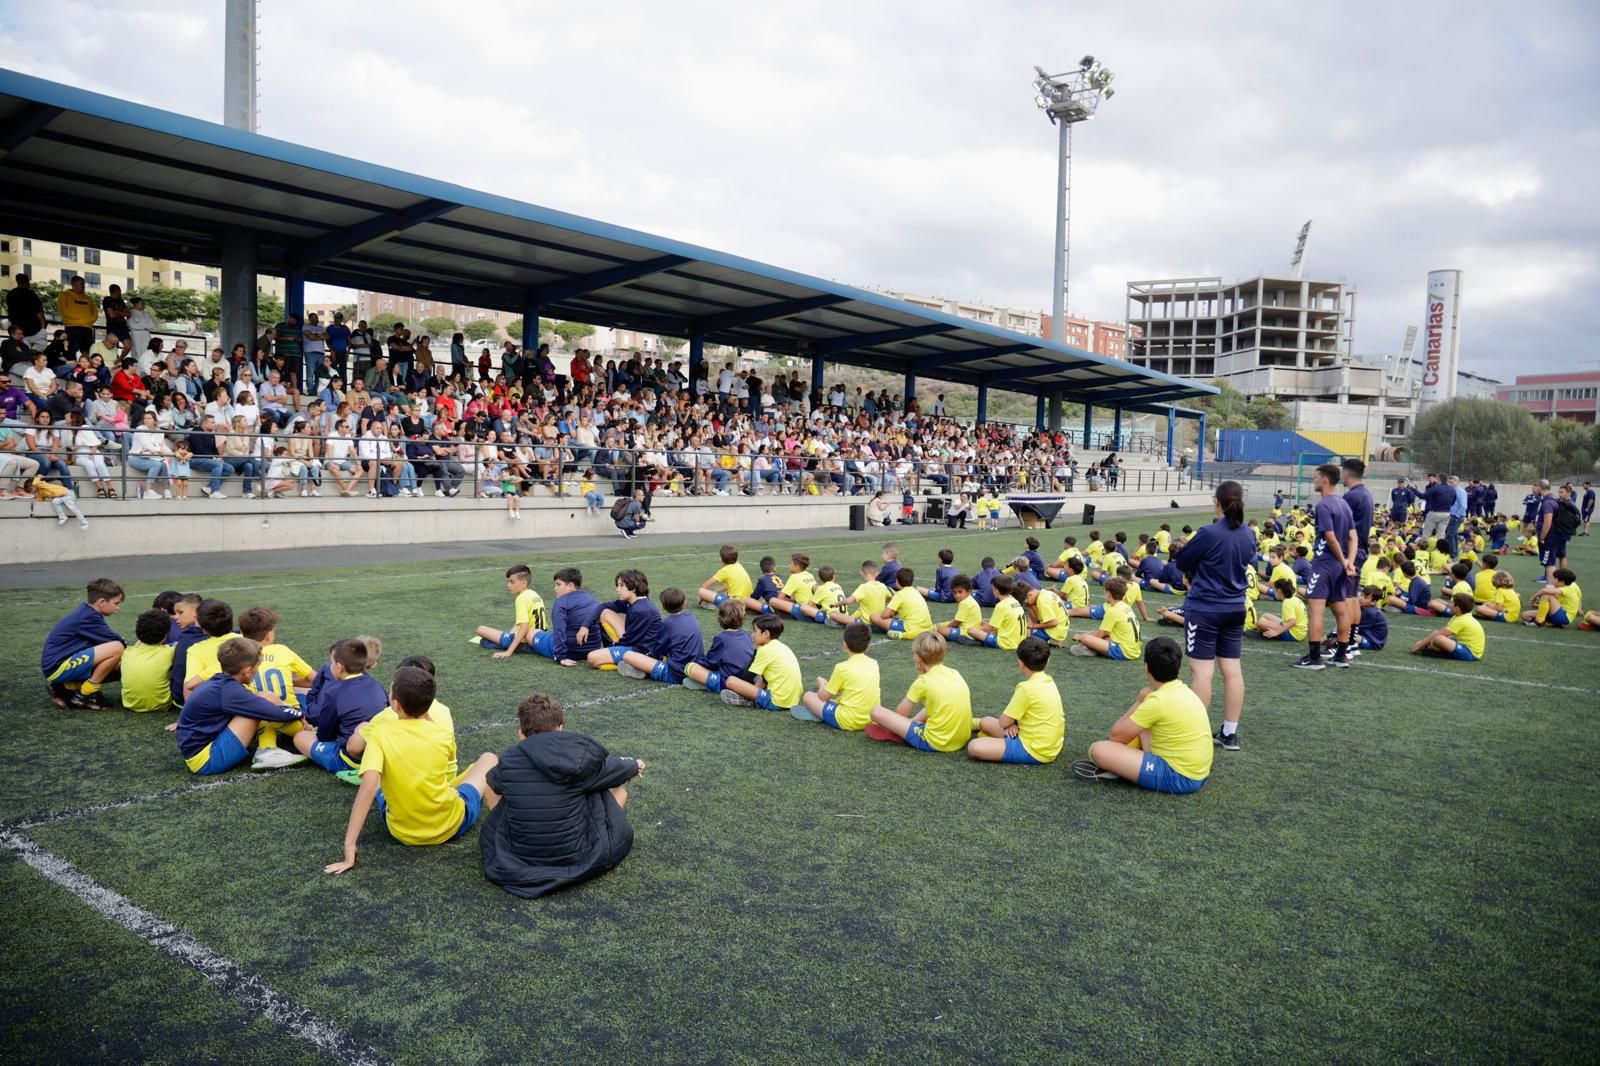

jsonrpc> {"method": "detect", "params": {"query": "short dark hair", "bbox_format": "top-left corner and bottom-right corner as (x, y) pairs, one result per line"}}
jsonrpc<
(390, 666), (435, 717)
(981, 556), (996, 569)
(1273, 577), (1296, 598)
(992, 573), (1015, 598)
(217, 637), (261, 677)
(1450, 561), (1471, 580)
(518, 693), (565, 735)
(1451, 591), (1476, 615)
(759, 555), (777, 574)
(896, 568), (915, 588)
(843, 620), (871, 653)
(1340, 458), (1366, 477)
(553, 567), (583, 587)
(1145, 636), (1182, 682)
(1554, 567), (1577, 584)
(818, 565), (836, 583)
(660, 587), (686, 613)
(719, 544), (739, 564)
(791, 552), (810, 569)
(86, 578), (124, 605)
(152, 590), (182, 614)
(397, 654), (436, 675)
(506, 564), (532, 583)
(237, 606), (278, 642)
(1105, 576), (1129, 599)
(1316, 463), (1341, 484)
(1016, 636), (1050, 673)
(615, 569), (649, 596)
(332, 638), (368, 673)
(752, 615), (785, 639)
(135, 609), (170, 645)
(196, 598), (234, 637)
(938, 548), (954, 564)
(951, 574), (973, 592)
(1025, 536), (1040, 551)
(1067, 556), (1085, 575)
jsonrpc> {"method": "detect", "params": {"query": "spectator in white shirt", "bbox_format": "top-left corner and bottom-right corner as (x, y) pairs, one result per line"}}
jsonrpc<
(258, 371), (292, 427)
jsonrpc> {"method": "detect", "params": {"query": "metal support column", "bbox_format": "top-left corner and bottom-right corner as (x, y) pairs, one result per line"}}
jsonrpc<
(1196, 414), (1207, 478)
(977, 383), (989, 425)
(521, 307), (539, 352)
(1082, 402), (1093, 449)
(690, 334), (705, 393)
(1166, 407), (1176, 465)
(1111, 406), (1123, 451)
(219, 228), (258, 358)
(904, 371), (917, 405)
(1034, 394), (1045, 431)
(1047, 392), (1062, 432)
(285, 271), (305, 321)
(810, 353), (824, 399)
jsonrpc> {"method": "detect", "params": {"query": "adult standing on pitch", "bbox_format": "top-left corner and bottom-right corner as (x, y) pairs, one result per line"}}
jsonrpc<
(1389, 477), (1414, 526)
(1537, 481), (1580, 584)
(1172, 480), (1256, 751)
(1446, 476), (1469, 557)
(1582, 481), (1596, 537)
(1339, 459), (1375, 654)
(1418, 473), (1454, 550)
(1295, 464), (1357, 671)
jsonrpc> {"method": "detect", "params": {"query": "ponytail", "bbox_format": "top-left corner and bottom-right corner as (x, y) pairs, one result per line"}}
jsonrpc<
(1216, 480), (1245, 529)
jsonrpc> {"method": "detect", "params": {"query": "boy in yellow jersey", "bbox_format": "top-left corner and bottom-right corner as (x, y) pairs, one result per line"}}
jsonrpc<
(1412, 592), (1486, 661)
(974, 491), (995, 530)
(968, 637), (1064, 765)
(1259, 547), (1296, 600)
(1474, 570), (1520, 623)
(1255, 578), (1308, 641)
(1426, 539), (1451, 576)
(766, 553), (817, 617)
(1061, 557), (1091, 616)
(120, 610), (176, 713)
(796, 621), (881, 729)
(865, 631), (973, 752)
(1154, 523), (1173, 554)
(1116, 564), (1153, 624)
(1083, 530), (1106, 571)
(1070, 576), (1142, 660)
(1425, 562), (1474, 616)
(1524, 567), (1582, 627)
(829, 560), (891, 627)
(1024, 585), (1071, 647)
(182, 598), (237, 702)
(351, 655), (456, 778)
(323, 665), (500, 874)
(937, 575), (984, 644)
(874, 568), (933, 639)
(719, 615), (803, 711)
(1073, 637), (1212, 794)
(1362, 555), (1396, 602)
(783, 565), (845, 626)
(237, 606), (313, 770)
(474, 564), (550, 657)
(1044, 535), (1084, 580)
(969, 573), (1027, 650)
(698, 544), (755, 609)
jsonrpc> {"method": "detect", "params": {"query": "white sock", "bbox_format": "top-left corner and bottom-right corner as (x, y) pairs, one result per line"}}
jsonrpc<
(1221, 720), (1238, 737)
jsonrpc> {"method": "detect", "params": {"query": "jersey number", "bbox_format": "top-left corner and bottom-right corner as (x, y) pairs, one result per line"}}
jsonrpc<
(254, 668), (289, 700)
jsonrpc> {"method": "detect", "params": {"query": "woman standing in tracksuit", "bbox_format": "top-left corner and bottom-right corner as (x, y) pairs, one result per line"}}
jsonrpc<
(1172, 480), (1257, 752)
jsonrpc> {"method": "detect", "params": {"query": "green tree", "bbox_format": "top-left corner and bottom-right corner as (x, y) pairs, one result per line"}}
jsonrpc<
(1197, 380), (1259, 430)
(337, 303), (358, 321)
(1243, 395), (1292, 430)
(422, 315), (459, 338)
(501, 318), (555, 345)
(1408, 398), (1558, 480)
(553, 320), (596, 346)
(371, 311), (404, 335)
(126, 284), (201, 323)
(463, 319), (500, 343)
(657, 335), (686, 355)
(257, 294), (284, 331)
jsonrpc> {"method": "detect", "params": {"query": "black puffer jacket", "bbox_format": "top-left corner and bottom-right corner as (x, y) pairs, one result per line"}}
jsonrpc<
(480, 730), (639, 899)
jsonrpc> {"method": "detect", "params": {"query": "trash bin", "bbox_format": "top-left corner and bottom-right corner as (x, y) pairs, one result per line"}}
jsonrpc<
(1081, 503), (1096, 525)
(849, 504), (866, 531)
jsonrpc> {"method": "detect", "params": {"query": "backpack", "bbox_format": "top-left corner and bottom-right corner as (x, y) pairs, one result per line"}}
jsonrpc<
(609, 496), (630, 522)
(1552, 499), (1581, 537)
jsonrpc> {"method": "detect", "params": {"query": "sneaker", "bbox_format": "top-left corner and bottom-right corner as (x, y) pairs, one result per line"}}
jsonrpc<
(469, 634), (488, 646)
(823, 614), (841, 627)
(199, 485), (214, 497)
(1328, 652), (1350, 669)
(211, 490), (228, 499)
(1291, 654), (1326, 670)
(57, 514), (69, 526)
(335, 769), (364, 787)
(78, 517), (89, 529)
(719, 689), (753, 708)
(67, 691), (115, 711)
(698, 600), (717, 610)
(250, 747), (307, 771)
(1068, 644), (1096, 656)
(620, 529), (635, 538)
(309, 488), (321, 497)
(142, 490), (161, 500)
(298, 488), (307, 498)
(680, 677), (705, 691)
(790, 705), (820, 722)
(49, 687), (71, 710)
(1071, 759), (1119, 780)
(1213, 729), (1241, 751)
(162, 489), (173, 499)
(864, 721), (905, 743)
(367, 489), (378, 498)
(615, 662), (648, 680)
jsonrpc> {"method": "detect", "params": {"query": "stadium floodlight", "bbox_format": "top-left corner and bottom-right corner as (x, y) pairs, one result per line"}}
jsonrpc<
(1030, 58), (1118, 343)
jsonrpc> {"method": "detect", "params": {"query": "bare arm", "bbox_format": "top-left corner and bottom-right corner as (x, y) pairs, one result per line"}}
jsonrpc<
(325, 770), (380, 874)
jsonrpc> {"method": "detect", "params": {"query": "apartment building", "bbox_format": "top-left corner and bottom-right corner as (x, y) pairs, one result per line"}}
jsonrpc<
(0, 234), (285, 302)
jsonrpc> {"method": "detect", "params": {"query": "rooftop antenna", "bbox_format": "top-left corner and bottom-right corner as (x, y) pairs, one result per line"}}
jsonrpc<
(1289, 220), (1312, 279)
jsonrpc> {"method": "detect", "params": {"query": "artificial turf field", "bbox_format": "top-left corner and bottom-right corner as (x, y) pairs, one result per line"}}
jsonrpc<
(2, 510), (1598, 1064)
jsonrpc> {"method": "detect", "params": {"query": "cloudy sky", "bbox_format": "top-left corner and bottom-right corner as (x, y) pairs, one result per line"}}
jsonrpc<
(4, 0), (1597, 377)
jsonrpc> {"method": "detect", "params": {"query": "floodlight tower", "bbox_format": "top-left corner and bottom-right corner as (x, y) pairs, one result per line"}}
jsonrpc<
(1032, 58), (1116, 343)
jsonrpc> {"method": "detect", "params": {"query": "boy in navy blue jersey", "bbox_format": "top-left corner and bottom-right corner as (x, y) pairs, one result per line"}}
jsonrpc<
(973, 557), (1001, 607)
(589, 570), (662, 670)
(617, 588), (705, 683)
(876, 543), (902, 592)
(1007, 557), (1042, 593)
(42, 577), (126, 711)
(918, 549), (959, 603)
(1135, 552), (1166, 590)
(1021, 537), (1046, 580)
(742, 556), (783, 616)
(291, 638), (388, 773)
(1357, 587), (1389, 651)
(1291, 546), (1313, 587)
(682, 601), (756, 693)
(525, 567), (603, 666)
(166, 593), (205, 706)
(177, 638), (303, 775)
(1386, 560), (1437, 615)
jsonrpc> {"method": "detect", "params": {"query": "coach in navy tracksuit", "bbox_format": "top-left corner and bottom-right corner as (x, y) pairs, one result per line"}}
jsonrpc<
(1173, 481), (1257, 752)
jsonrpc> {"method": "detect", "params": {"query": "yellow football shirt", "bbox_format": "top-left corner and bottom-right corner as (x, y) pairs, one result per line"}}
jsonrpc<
(751, 639), (803, 709)
(1268, 562), (1296, 589)
(824, 653), (881, 731)
(905, 663), (972, 752)
(1131, 679), (1214, 781)
(1492, 587), (1520, 617)
(1032, 589), (1069, 640)
(887, 586), (933, 636)
(1001, 671), (1064, 763)
(252, 642), (314, 708)
(1085, 540), (1106, 562)
(1558, 583), (1583, 618)
(712, 563), (754, 600)
(1473, 570), (1498, 603)
(366, 700), (458, 777)
(1448, 613), (1486, 658)
(990, 596), (1027, 651)
(850, 580), (891, 622)
(950, 596), (982, 631)
(1102, 600), (1142, 659)
(1281, 596), (1309, 641)
(811, 581), (845, 612)
(781, 571), (817, 606)
(358, 715), (465, 845)
(1155, 530), (1171, 552)
(514, 588), (549, 631)
(184, 635), (228, 686)
(1123, 582), (1144, 610)
(1055, 546), (1084, 566)
(1062, 573), (1089, 610)
(120, 642), (175, 712)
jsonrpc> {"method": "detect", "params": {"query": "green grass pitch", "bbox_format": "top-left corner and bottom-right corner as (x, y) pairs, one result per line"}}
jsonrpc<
(2, 513), (1598, 1063)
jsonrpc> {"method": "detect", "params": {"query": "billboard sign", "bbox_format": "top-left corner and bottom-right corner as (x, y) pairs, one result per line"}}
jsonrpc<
(1418, 269), (1462, 415)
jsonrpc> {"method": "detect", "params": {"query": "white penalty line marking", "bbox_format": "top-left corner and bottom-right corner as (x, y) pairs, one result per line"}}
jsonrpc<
(1239, 645), (1600, 693)
(0, 827), (387, 1066)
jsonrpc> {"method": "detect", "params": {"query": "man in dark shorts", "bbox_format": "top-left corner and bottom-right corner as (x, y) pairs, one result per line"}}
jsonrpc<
(1295, 463), (1356, 671)
(1337, 459), (1375, 657)
(1582, 481), (1595, 537)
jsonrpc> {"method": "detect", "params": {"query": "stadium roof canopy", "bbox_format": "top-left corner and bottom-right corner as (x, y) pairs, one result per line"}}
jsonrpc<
(0, 69), (1214, 415)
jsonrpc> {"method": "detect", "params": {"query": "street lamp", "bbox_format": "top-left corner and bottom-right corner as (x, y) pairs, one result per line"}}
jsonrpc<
(1032, 59), (1117, 343)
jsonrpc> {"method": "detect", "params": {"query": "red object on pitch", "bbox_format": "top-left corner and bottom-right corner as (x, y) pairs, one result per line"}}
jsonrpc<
(864, 722), (906, 744)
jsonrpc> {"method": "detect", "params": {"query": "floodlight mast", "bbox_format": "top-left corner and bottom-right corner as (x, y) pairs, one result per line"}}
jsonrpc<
(1033, 58), (1116, 342)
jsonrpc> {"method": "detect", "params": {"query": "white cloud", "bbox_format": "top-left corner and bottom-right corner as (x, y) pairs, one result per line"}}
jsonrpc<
(1407, 149), (1543, 208)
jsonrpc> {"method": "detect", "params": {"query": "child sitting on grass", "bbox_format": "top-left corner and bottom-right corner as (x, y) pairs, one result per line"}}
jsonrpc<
(238, 606), (314, 770)
(796, 620), (881, 729)
(41, 577), (125, 711)
(873, 568), (934, 640)
(1069, 576), (1143, 660)
(1071, 636), (1212, 794)
(1024, 585), (1071, 647)
(120, 608), (176, 714)
(968, 637), (1064, 765)
(682, 601), (756, 694)
(615, 588), (705, 684)
(1256, 578), (1308, 641)
(918, 548), (958, 603)
(1411, 592), (1486, 660)
(176, 638), (302, 776)
(743, 556), (783, 615)
(1475, 570), (1520, 623)
(827, 560), (891, 628)
(1523, 568), (1582, 628)
(291, 638), (389, 773)
(936, 574), (982, 644)
(474, 565), (550, 658)
(765, 553), (817, 618)
(698, 544), (754, 609)
(324, 665), (501, 874)
(1356, 586), (1388, 651)
(1425, 562), (1474, 616)
(717, 615), (803, 712)
(479, 693), (645, 899)
(865, 631), (973, 752)
(182, 598), (237, 701)
(588, 570), (661, 671)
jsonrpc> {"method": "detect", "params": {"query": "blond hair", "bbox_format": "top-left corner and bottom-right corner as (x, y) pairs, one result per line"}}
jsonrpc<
(912, 630), (946, 666)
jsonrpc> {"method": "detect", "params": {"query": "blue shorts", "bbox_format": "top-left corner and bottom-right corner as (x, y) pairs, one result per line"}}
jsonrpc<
(1183, 609), (1245, 661)
(1029, 628), (1050, 642)
(819, 700), (842, 729)
(1001, 736), (1042, 765)
(1108, 644), (1133, 661)
(1088, 604), (1105, 620)
(190, 728), (250, 775)
(377, 783), (482, 843)
(1540, 538), (1568, 567)
(926, 591), (952, 603)
(1358, 636), (1385, 651)
(1548, 608), (1570, 627)
(712, 592), (729, 606)
(904, 721), (937, 752)
(1271, 630), (1298, 641)
(752, 689), (788, 712)
(887, 618), (906, 634)
(45, 646), (98, 686)
(1449, 643), (1478, 661)
(1306, 564), (1351, 604)
(650, 661), (683, 685)
(487, 630), (541, 654)
(608, 645), (633, 665)
(528, 630), (556, 659)
(309, 740), (357, 773)
(988, 510), (1000, 519)
(1136, 752), (1206, 794)
(983, 632), (1000, 648)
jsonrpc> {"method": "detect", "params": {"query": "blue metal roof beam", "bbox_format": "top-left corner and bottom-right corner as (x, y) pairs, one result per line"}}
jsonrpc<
(7, 159), (318, 230)
(0, 103), (61, 157)
(1081, 386), (1205, 407)
(286, 199), (455, 271)
(430, 218), (634, 267)
(811, 323), (957, 355)
(980, 359), (1101, 385)
(531, 254), (692, 304)
(692, 294), (848, 333)
(914, 343), (1036, 371)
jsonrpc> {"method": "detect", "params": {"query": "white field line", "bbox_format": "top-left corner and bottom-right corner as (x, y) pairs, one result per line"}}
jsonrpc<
(1238, 645), (1600, 693)
(0, 828), (387, 1066)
